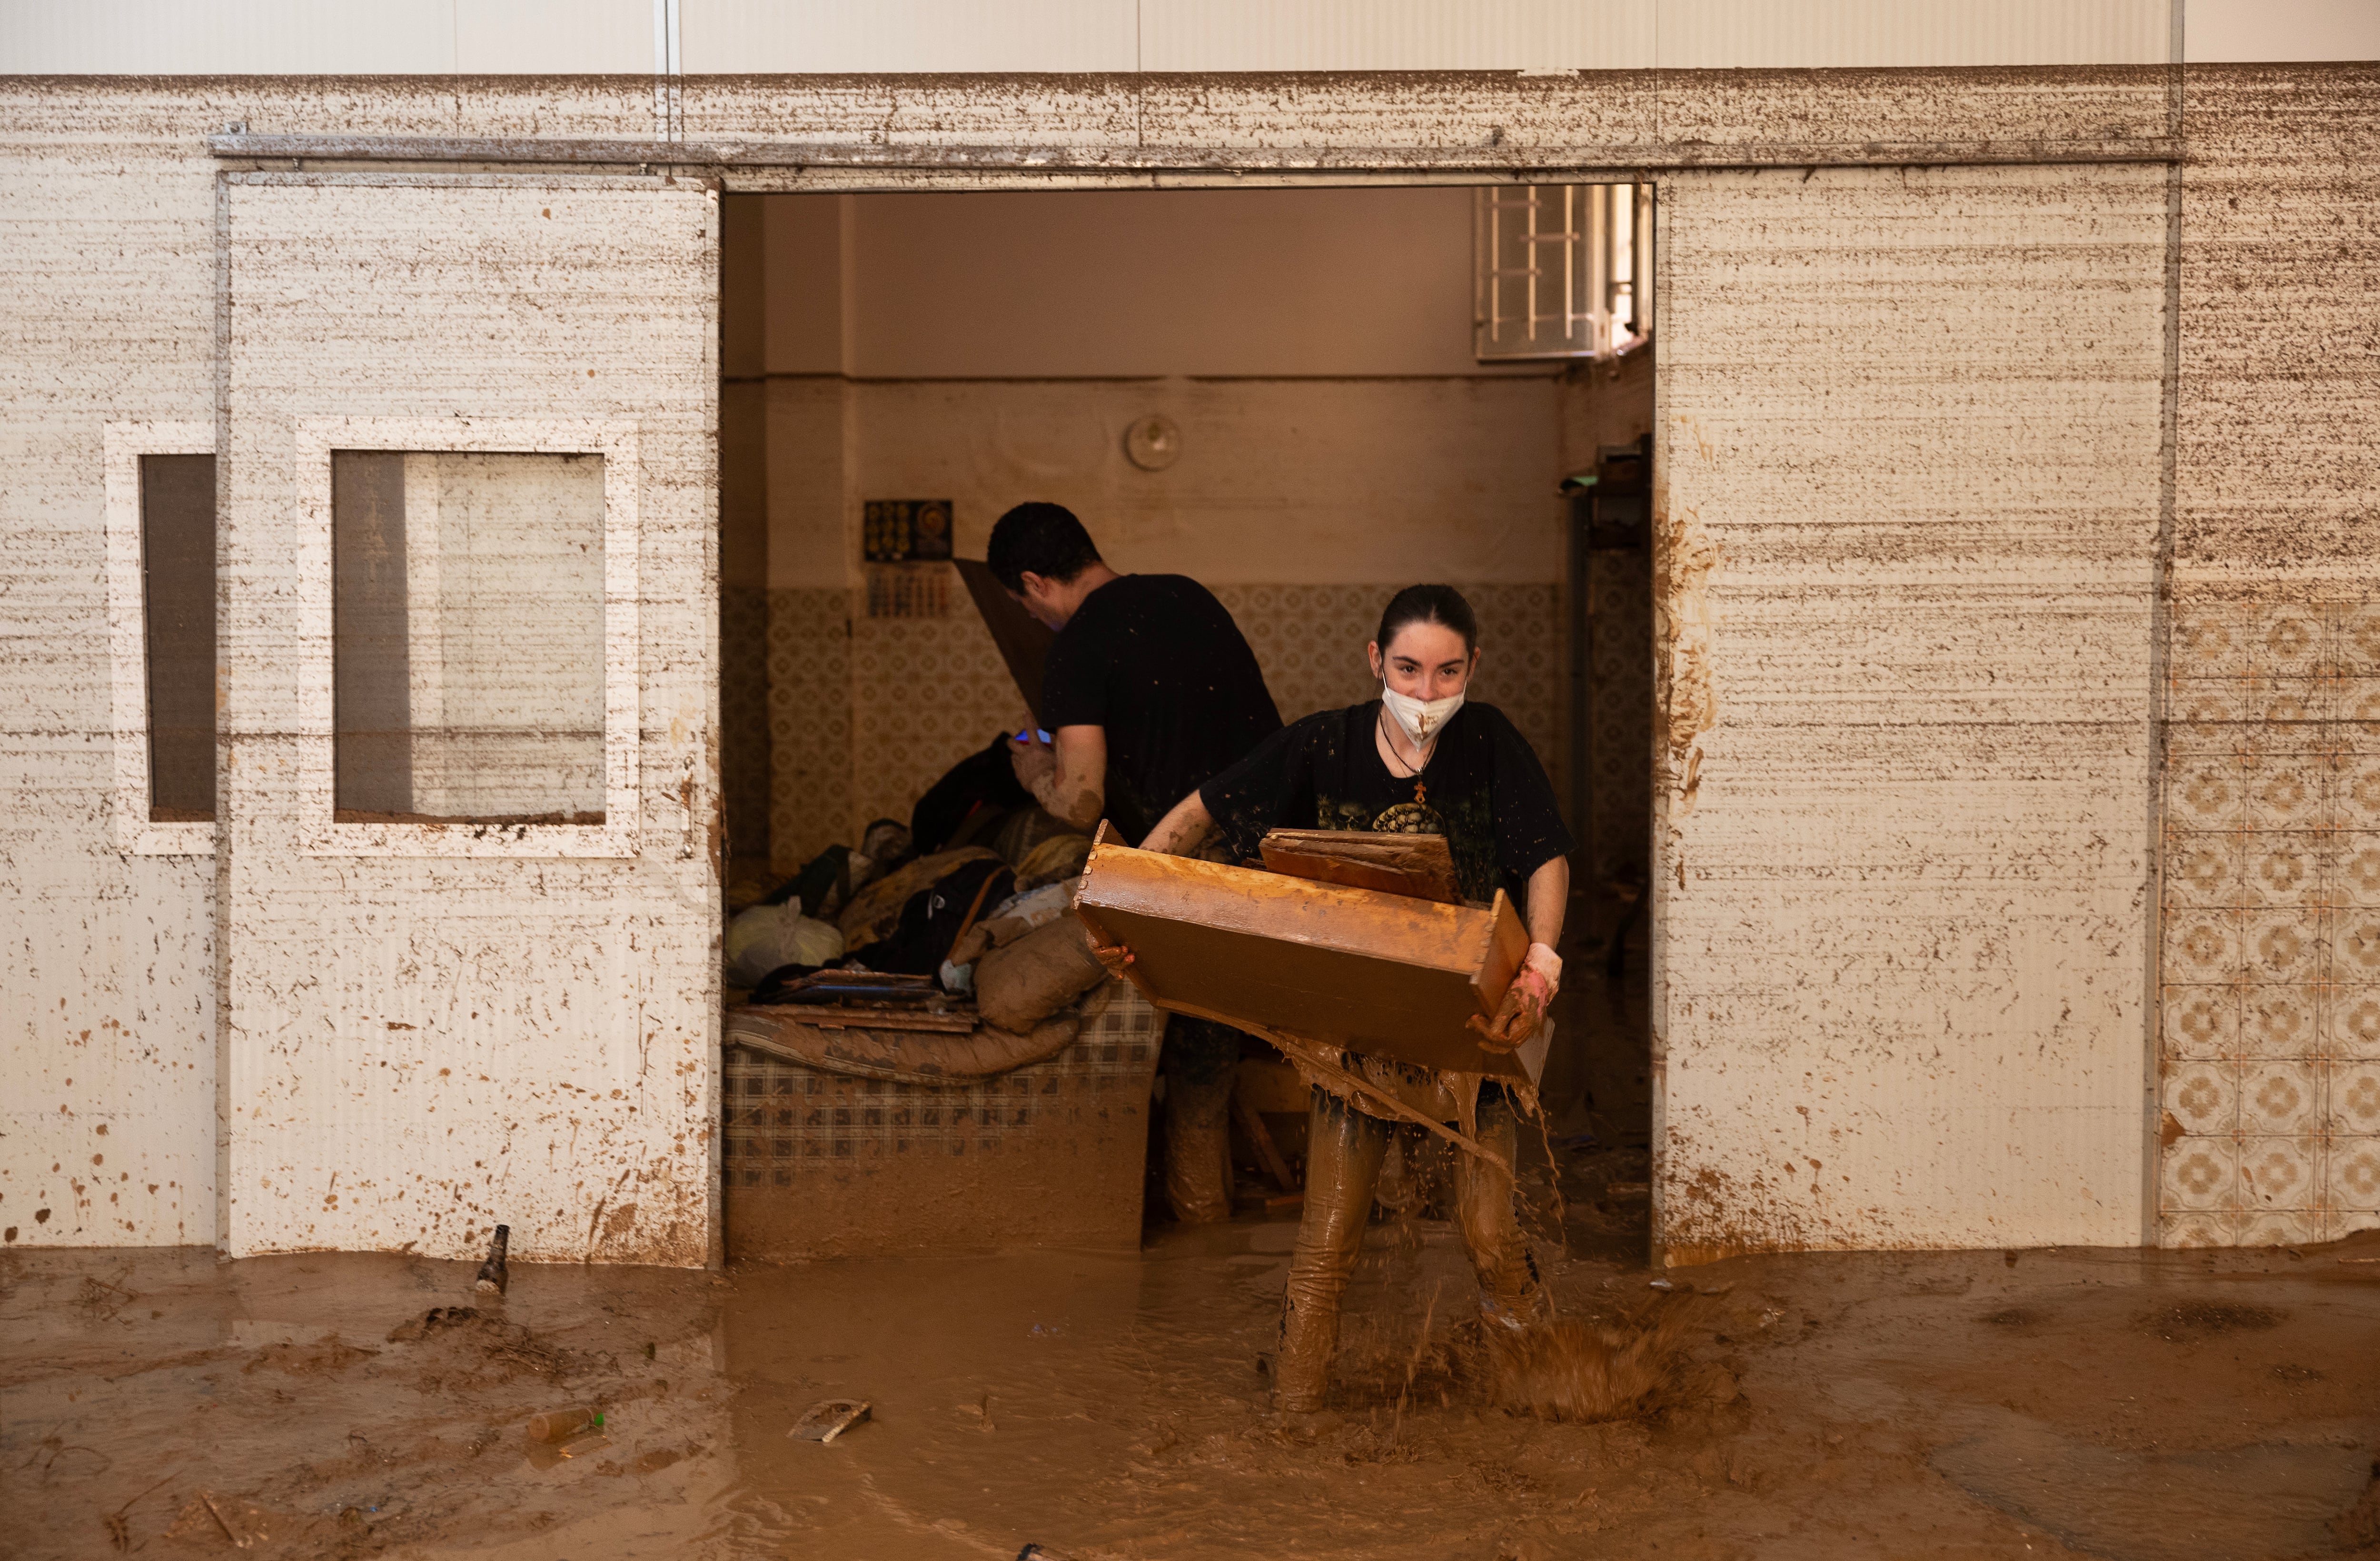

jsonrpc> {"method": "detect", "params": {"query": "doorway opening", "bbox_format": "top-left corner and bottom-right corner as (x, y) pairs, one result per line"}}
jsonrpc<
(712, 182), (1656, 1260)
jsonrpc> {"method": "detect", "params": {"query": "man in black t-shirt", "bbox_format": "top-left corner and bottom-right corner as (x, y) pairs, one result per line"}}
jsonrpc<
(988, 503), (1280, 846)
(987, 501), (1282, 1223)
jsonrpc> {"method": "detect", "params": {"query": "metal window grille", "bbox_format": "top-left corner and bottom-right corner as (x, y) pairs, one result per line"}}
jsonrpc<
(1474, 183), (1654, 362)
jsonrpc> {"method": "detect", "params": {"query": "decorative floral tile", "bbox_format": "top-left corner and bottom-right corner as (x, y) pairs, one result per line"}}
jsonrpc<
(2160, 595), (2380, 1248)
(2163, 831), (2236, 906)
(2159, 1137), (2237, 1213)
(2241, 987), (2318, 1060)
(2328, 987), (2380, 1061)
(2162, 1061), (2238, 1137)
(2242, 835), (2319, 905)
(2243, 909), (2325, 986)
(2339, 681), (2380, 744)
(2169, 605), (2248, 678)
(2237, 1135), (2320, 1210)
(2337, 605), (2380, 677)
(2335, 913), (2380, 983)
(2238, 1208), (2325, 1247)
(2251, 607), (2324, 677)
(2158, 1210), (2239, 1248)
(2243, 755), (2324, 829)
(2329, 1061), (2380, 1138)
(2163, 909), (2242, 984)
(2162, 986), (2237, 1061)
(2329, 1140), (2380, 1212)
(2167, 685), (2249, 750)
(2240, 1060), (2321, 1135)
(2337, 767), (2380, 832)
(2168, 756), (2244, 827)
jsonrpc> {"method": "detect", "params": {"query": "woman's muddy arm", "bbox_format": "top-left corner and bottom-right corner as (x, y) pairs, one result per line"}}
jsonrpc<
(1140, 791), (1214, 857)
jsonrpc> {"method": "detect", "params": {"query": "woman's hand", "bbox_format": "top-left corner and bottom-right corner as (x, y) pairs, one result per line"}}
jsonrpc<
(1089, 939), (1137, 980)
(1468, 943), (1562, 1052)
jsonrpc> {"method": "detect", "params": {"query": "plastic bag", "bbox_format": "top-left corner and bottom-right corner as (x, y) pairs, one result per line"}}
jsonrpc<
(725, 902), (846, 988)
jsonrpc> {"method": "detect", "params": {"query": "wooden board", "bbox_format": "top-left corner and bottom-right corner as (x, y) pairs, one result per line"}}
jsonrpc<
(953, 556), (1055, 722)
(1074, 834), (1533, 1080)
(1258, 828), (1463, 905)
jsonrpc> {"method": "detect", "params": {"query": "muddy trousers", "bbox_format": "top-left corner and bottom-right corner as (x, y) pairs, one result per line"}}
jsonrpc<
(1160, 1017), (1243, 1225)
(1272, 1087), (1546, 1412)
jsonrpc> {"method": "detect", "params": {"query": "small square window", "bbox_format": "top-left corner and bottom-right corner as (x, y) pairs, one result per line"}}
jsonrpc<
(330, 451), (606, 825)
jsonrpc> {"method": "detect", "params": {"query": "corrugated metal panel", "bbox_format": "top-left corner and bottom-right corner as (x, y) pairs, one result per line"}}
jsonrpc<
(0, 0), (653, 75)
(1650, 159), (2171, 1257)
(1656, 0), (2175, 69)
(1140, 0), (1651, 71)
(684, 0), (1136, 74)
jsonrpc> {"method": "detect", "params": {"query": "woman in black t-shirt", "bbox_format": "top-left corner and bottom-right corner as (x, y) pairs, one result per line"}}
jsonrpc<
(1133, 585), (1574, 1414)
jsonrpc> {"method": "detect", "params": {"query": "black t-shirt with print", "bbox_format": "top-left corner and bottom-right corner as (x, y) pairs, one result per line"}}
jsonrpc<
(1039, 573), (1282, 846)
(1198, 700), (1574, 905)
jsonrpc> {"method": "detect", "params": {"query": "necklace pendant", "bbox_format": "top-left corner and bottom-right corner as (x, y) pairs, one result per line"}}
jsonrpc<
(1414, 782), (1426, 805)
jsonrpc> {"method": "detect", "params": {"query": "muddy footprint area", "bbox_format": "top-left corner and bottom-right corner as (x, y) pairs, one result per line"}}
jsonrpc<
(5, 1231), (2380, 1560)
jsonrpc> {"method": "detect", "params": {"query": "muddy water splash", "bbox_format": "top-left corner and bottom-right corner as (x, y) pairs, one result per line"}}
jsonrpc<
(1488, 1299), (1714, 1422)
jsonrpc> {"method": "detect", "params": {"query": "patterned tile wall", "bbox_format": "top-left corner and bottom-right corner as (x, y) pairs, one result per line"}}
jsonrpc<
(764, 579), (1565, 873)
(766, 587), (857, 874)
(2158, 598), (2380, 1246)
(721, 585), (773, 866)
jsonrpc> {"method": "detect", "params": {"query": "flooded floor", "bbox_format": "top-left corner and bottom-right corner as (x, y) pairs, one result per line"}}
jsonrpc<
(10, 915), (2380, 1559)
(8, 1218), (2379, 1559)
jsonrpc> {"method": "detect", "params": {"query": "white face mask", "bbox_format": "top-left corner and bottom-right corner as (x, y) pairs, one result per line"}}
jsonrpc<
(1381, 684), (1464, 746)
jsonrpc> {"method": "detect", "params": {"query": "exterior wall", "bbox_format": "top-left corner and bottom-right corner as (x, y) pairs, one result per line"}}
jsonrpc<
(2155, 65), (2380, 1247)
(1652, 159), (2172, 1257)
(3, 63), (2376, 1259)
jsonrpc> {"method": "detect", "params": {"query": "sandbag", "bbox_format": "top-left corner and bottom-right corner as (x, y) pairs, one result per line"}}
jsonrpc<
(724, 903), (845, 988)
(974, 912), (1110, 1033)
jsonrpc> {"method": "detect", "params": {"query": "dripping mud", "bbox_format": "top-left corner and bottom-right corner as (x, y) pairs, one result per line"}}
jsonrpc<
(5, 1220), (2379, 1560)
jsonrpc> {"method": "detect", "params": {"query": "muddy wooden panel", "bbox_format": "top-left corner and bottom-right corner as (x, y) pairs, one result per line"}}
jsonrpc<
(1075, 838), (1530, 1078)
(1652, 159), (2169, 1260)
(1258, 828), (1461, 905)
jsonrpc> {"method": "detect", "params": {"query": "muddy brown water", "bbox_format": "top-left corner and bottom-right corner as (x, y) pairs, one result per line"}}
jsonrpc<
(6, 1223), (2378, 1561)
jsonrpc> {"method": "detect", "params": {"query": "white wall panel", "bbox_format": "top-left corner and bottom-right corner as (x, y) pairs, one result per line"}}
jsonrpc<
(1651, 161), (2170, 1257)
(31, 0), (2361, 77)
(1655, 0), (2174, 69)
(1140, 0), (1651, 71)
(2184, 0), (2380, 61)
(0, 0), (653, 76)
(683, 0), (1136, 74)
(0, 115), (220, 1251)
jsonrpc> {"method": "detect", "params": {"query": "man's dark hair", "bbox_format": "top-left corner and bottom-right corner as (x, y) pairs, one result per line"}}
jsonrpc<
(1376, 584), (1479, 656)
(987, 502), (1102, 592)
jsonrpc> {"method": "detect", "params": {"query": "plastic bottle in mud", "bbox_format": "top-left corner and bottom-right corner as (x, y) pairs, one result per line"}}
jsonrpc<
(527, 1406), (603, 1442)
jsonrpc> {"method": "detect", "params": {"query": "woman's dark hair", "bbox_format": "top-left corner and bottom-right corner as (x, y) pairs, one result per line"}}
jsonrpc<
(987, 502), (1103, 591)
(1375, 584), (1478, 656)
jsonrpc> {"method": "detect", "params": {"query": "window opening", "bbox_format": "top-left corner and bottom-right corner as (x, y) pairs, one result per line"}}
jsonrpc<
(1474, 183), (1653, 361)
(330, 450), (607, 825)
(139, 452), (216, 821)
